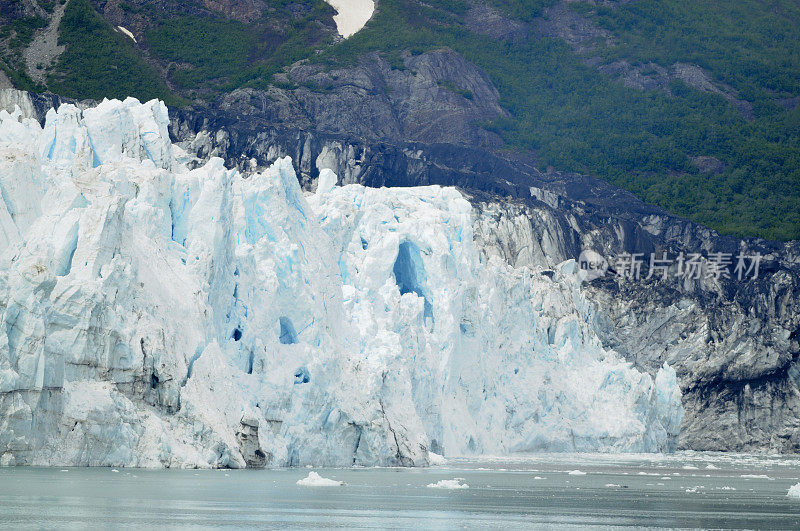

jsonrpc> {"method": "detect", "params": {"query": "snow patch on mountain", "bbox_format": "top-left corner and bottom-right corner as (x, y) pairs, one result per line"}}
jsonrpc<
(0, 97), (683, 468)
(324, 0), (375, 38)
(116, 27), (137, 43)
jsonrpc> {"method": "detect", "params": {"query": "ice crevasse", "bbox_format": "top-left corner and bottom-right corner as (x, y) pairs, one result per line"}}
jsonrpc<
(0, 97), (683, 468)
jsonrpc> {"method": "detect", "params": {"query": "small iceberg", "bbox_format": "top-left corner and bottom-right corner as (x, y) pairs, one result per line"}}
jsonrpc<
(787, 483), (800, 498)
(568, 470), (587, 476)
(427, 478), (469, 489)
(296, 471), (345, 487)
(428, 452), (446, 466)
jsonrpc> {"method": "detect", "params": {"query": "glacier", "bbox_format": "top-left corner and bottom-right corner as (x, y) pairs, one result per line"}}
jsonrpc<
(0, 97), (683, 468)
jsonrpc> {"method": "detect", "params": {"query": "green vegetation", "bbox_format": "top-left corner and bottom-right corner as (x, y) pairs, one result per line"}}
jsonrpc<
(486, 0), (555, 22)
(47, 0), (178, 104)
(2, 16), (48, 51)
(229, 0), (336, 91)
(438, 80), (473, 100)
(578, 0), (800, 104)
(316, 0), (800, 240)
(146, 1), (335, 92)
(0, 62), (42, 92)
(146, 17), (254, 89)
(2, 0), (798, 238)
(566, 0), (800, 239)
(0, 15), (50, 92)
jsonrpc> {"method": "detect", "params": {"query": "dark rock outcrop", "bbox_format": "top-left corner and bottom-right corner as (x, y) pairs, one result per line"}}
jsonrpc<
(216, 49), (505, 148)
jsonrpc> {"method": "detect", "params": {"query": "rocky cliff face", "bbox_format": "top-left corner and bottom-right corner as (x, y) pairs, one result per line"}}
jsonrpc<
(216, 49), (505, 148)
(473, 196), (800, 452)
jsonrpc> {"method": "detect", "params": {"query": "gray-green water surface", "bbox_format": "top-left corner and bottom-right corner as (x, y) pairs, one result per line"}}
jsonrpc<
(2, 453), (800, 529)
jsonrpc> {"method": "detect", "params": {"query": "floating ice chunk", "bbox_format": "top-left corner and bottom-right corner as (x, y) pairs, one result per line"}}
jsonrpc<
(605, 483), (621, 488)
(428, 452), (446, 466)
(788, 483), (800, 498)
(568, 470), (587, 476)
(427, 479), (469, 489)
(297, 472), (345, 487)
(740, 474), (772, 480)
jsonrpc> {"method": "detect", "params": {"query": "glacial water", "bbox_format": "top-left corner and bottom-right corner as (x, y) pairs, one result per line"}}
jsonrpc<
(2, 453), (800, 529)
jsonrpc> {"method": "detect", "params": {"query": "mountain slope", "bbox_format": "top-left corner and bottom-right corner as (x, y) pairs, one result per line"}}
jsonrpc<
(0, 0), (798, 238)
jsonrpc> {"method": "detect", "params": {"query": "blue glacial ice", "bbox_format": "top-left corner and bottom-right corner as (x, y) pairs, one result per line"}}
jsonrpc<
(0, 98), (683, 468)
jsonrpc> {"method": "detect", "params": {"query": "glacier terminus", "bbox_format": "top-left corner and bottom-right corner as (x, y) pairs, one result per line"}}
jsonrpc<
(0, 97), (682, 468)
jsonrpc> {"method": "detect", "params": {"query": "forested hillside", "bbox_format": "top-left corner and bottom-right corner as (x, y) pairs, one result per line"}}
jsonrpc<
(1, 0), (798, 239)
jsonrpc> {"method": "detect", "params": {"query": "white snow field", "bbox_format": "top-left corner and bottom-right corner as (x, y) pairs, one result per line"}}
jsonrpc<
(324, 0), (375, 38)
(0, 97), (683, 468)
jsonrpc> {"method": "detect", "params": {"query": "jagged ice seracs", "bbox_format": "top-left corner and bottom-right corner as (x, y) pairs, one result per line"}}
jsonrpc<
(0, 97), (683, 468)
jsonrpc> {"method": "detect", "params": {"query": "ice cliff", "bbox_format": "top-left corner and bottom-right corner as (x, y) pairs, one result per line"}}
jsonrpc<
(0, 98), (683, 468)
